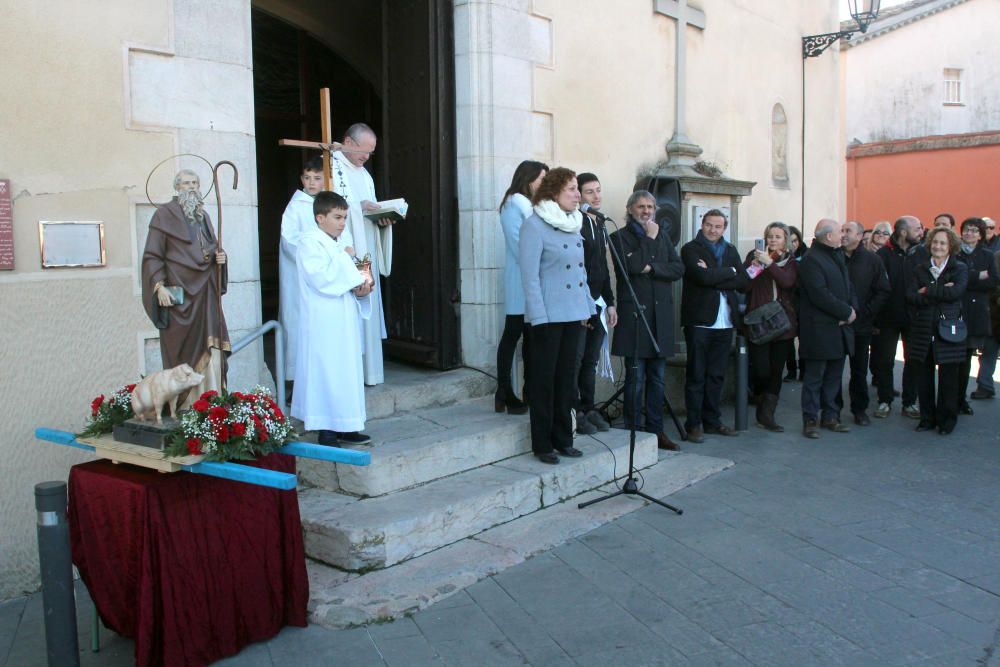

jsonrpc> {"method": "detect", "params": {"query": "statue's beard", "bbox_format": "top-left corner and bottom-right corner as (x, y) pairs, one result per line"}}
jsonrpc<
(179, 189), (204, 222)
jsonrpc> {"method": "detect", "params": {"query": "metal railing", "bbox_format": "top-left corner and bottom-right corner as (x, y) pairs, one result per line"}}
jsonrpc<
(230, 320), (286, 409)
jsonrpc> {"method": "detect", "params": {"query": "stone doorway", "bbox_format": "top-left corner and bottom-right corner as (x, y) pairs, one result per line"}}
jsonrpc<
(251, 1), (459, 371)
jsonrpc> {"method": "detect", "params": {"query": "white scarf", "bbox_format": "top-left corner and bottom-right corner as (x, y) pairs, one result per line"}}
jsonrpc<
(930, 255), (948, 279)
(533, 200), (583, 234)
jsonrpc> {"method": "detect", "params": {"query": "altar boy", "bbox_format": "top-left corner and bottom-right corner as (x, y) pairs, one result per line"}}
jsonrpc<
(291, 191), (373, 446)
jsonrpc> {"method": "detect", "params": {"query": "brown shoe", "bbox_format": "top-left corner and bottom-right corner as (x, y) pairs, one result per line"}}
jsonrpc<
(657, 432), (680, 451)
(821, 420), (850, 433)
(704, 424), (739, 437)
(802, 419), (820, 439)
(686, 426), (704, 443)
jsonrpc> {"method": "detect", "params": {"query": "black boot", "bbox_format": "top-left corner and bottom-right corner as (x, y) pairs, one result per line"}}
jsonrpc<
(756, 394), (784, 432)
(495, 385), (528, 415)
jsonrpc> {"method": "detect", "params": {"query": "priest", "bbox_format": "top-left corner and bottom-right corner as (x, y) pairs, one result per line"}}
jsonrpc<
(141, 169), (230, 408)
(331, 123), (394, 386)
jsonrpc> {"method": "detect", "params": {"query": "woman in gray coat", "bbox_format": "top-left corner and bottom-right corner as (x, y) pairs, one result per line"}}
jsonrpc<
(520, 168), (596, 464)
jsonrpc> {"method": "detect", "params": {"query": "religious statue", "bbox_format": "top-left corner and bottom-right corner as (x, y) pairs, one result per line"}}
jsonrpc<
(141, 169), (230, 409)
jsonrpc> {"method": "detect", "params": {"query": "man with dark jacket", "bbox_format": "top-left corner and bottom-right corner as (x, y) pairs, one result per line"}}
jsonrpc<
(574, 173), (617, 435)
(837, 221), (889, 425)
(873, 216), (925, 418)
(797, 219), (857, 438)
(610, 191), (684, 450)
(680, 209), (749, 442)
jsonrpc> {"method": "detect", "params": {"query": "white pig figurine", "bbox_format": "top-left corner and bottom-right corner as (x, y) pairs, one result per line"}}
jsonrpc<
(131, 363), (205, 425)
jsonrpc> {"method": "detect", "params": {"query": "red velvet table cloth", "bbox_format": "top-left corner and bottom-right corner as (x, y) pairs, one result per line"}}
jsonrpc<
(68, 454), (308, 667)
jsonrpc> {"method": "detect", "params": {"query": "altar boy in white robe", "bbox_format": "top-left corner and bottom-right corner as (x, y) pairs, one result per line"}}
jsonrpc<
(279, 157), (355, 397)
(332, 122), (394, 386)
(292, 191), (373, 446)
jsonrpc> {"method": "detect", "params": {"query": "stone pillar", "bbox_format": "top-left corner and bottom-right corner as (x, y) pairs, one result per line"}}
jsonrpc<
(452, 0), (552, 369)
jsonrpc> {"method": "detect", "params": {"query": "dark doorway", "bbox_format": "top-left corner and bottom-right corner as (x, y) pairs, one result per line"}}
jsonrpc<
(251, 1), (459, 371)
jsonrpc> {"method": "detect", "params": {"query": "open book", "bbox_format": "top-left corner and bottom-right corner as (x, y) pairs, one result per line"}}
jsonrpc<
(363, 198), (409, 223)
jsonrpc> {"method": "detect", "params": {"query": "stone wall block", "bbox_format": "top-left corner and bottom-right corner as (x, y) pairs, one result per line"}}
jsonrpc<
(174, 0), (251, 67)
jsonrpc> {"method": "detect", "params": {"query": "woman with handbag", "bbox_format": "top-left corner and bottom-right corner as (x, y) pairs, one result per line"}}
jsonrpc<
(743, 222), (798, 431)
(956, 218), (999, 414)
(905, 226), (969, 435)
(494, 160), (549, 414)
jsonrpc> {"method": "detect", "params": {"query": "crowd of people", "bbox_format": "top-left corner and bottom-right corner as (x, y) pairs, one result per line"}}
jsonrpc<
(494, 161), (1000, 464)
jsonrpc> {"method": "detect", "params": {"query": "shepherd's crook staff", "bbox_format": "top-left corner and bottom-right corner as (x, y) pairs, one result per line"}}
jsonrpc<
(212, 160), (238, 390)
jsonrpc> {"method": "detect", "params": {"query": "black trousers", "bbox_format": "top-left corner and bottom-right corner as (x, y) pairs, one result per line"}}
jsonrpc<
(684, 327), (733, 430)
(915, 348), (960, 430)
(749, 338), (793, 397)
(785, 338), (803, 377)
(836, 333), (871, 415)
(528, 322), (583, 455)
(874, 324), (917, 406)
(957, 349), (976, 407)
(496, 314), (530, 401)
(575, 312), (605, 412)
(802, 356), (846, 423)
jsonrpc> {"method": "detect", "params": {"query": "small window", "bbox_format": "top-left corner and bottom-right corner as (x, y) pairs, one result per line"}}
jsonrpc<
(944, 68), (963, 105)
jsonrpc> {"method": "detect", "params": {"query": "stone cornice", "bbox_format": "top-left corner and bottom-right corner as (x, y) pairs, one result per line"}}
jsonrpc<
(846, 130), (1000, 158)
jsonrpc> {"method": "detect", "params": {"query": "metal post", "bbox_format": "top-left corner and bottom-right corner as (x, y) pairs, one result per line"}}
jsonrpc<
(35, 481), (80, 667)
(735, 335), (749, 431)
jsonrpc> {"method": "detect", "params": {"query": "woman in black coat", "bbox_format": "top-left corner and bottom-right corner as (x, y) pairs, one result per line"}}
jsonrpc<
(785, 225), (807, 381)
(905, 227), (969, 435)
(956, 218), (999, 413)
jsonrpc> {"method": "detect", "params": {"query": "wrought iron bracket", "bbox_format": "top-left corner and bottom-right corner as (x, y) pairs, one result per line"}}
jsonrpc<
(802, 30), (856, 58)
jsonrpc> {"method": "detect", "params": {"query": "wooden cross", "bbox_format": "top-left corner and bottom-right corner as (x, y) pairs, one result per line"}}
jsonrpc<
(278, 87), (341, 189)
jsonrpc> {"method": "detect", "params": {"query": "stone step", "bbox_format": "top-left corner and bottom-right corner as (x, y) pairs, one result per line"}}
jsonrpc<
(306, 451), (735, 628)
(299, 430), (660, 572)
(363, 365), (495, 421)
(297, 397), (531, 496)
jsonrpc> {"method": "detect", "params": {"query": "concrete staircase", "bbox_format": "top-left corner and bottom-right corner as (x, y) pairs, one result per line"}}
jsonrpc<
(293, 363), (733, 627)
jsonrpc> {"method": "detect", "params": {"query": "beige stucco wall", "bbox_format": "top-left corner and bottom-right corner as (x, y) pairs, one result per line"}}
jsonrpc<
(0, 0), (265, 599)
(533, 0), (844, 245)
(843, 0), (999, 144)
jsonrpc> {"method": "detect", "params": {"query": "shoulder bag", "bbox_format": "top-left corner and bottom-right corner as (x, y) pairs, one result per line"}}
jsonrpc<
(745, 279), (792, 345)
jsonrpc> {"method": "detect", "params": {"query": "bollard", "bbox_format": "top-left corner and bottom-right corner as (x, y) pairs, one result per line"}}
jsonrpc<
(735, 335), (749, 431)
(35, 482), (81, 667)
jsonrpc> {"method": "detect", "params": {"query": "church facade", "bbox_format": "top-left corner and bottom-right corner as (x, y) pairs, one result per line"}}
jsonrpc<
(0, 0), (843, 598)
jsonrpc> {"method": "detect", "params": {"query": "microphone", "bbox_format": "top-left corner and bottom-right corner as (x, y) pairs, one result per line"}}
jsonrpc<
(581, 203), (611, 222)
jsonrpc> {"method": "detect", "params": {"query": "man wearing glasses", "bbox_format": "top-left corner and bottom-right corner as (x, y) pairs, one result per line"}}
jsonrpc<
(984, 217), (1000, 253)
(975, 217), (1000, 398)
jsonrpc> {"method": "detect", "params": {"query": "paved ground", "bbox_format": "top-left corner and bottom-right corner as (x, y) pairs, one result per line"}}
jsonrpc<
(4, 378), (1000, 666)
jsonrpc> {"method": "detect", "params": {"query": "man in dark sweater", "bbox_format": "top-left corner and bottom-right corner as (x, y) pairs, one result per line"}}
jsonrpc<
(873, 216), (925, 419)
(837, 221), (889, 425)
(680, 209), (748, 442)
(574, 173), (617, 435)
(797, 219), (856, 438)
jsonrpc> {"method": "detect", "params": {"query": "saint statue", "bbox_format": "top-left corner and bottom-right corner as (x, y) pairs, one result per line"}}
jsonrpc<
(141, 169), (230, 408)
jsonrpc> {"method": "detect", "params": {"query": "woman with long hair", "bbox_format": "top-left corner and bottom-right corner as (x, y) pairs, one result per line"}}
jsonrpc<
(743, 222), (798, 431)
(519, 167), (595, 463)
(906, 227), (968, 435)
(495, 160), (548, 414)
(956, 217), (999, 413)
(784, 225), (806, 382)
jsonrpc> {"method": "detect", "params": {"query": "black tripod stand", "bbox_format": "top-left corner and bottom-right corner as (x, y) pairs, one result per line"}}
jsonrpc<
(579, 214), (682, 515)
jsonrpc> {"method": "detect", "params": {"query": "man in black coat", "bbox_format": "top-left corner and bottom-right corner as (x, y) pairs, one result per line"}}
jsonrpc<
(797, 219), (857, 438)
(837, 221), (889, 425)
(873, 216), (925, 418)
(610, 191), (684, 450)
(680, 209), (749, 442)
(574, 173), (618, 436)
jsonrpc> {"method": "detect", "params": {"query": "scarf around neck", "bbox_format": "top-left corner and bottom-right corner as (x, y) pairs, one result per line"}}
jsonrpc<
(930, 255), (949, 279)
(695, 230), (727, 264)
(534, 199), (583, 234)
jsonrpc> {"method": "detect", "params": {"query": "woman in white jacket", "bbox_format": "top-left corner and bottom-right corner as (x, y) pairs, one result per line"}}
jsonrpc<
(495, 160), (548, 414)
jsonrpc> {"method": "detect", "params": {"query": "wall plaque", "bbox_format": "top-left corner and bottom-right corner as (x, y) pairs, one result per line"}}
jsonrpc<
(38, 221), (107, 268)
(0, 179), (12, 270)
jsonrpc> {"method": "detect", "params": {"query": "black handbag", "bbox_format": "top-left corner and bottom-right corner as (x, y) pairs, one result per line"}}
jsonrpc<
(745, 282), (792, 345)
(937, 315), (967, 344)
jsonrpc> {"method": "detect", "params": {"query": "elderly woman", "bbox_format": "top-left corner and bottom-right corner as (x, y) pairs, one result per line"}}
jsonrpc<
(743, 222), (798, 431)
(956, 217), (999, 413)
(494, 160), (548, 414)
(520, 167), (596, 463)
(871, 221), (892, 252)
(906, 227), (968, 435)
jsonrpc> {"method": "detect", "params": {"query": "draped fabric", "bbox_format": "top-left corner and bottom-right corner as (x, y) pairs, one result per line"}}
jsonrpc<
(68, 455), (307, 667)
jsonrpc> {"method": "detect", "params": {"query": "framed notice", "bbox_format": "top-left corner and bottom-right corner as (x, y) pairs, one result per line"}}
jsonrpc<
(39, 221), (107, 268)
(0, 179), (12, 270)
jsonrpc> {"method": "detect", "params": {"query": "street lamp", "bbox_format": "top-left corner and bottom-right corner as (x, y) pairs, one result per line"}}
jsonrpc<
(802, 0), (882, 58)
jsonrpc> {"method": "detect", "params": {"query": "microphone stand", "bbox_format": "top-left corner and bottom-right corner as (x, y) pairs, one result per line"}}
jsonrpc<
(579, 214), (682, 515)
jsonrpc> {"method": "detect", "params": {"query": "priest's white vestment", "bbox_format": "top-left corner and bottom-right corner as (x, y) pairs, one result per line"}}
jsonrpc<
(291, 226), (372, 433)
(332, 150), (393, 386)
(278, 188), (324, 381)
